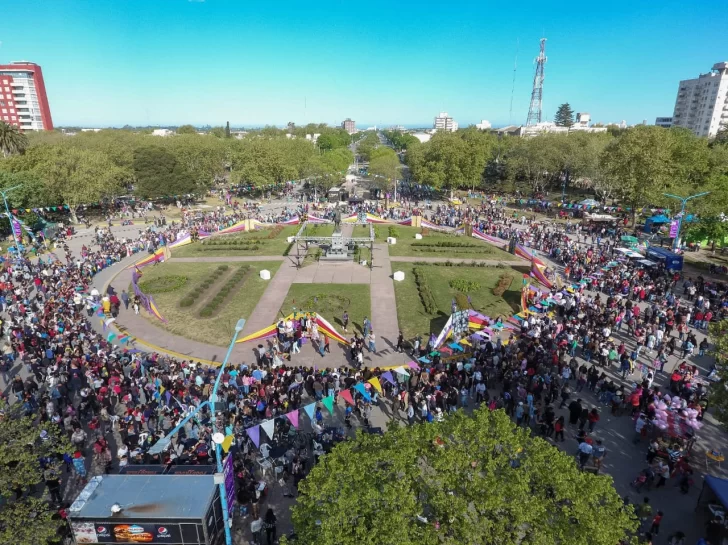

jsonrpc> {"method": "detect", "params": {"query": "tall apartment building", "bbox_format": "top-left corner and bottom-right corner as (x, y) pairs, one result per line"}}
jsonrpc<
(0, 61), (53, 131)
(341, 118), (356, 134)
(655, 117), (673, 128)
(433, 112), (458, 132)
(672, 62), (728, 138)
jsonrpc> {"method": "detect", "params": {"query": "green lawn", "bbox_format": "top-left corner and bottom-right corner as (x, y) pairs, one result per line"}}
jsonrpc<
(351, 225), (373, 239)
(392, 264), (522, 340)
(279, 284), (371, 335)
(133, 261), (281, 346)
(171, 226), (300, 257)
(299, 224), (335, 237)
(373, 225), (516, 260)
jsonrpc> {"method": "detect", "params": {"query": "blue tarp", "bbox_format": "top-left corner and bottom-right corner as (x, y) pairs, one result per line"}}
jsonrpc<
(649, 214), (670, 223)
(704, 475), (728, 508)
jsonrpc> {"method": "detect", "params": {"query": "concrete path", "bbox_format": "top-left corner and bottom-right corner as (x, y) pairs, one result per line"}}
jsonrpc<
(169, 255), (285, 263)
(238, 259), (300, 339)
(292, 261), (371, 284)
(369, 243), (401, 354)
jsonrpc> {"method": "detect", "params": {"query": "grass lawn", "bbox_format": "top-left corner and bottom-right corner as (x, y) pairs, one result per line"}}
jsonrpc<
(392, 264), (522, 339)
(372, 225), (516, 260)
(279, 284), (371, 335)
(351, 225), (373, 239)
(171, 226), (300, 257)
(299, 224), (335, 237)
(134, 260), (281, 346)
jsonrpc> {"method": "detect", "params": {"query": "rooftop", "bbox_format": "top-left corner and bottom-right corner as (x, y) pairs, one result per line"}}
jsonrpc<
(69, 475), (217, 520)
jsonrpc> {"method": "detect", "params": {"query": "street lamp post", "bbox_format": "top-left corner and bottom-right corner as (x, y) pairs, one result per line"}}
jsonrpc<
(146, 318), (245, 545)
(663, 192), (710, 251)
(0, 184), (23, 254)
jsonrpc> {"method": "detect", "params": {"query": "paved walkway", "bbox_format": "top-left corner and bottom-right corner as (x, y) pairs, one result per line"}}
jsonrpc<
(169, 255), (285, 263)
(370, 243), (401, 353)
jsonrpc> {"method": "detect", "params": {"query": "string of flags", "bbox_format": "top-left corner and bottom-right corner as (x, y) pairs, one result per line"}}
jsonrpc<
(9, 193), (201, 216)
(243, 371), (410, 449)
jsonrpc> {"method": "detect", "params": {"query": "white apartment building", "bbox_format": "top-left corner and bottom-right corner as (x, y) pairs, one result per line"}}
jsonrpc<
(672, 62), (728, 138)
(433, 112), (458, 132)
(475, 120), (491, 130)
(655, 117), (673, 128)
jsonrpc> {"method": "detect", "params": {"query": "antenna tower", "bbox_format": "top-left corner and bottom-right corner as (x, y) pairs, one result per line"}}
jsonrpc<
(526, 38), (547, 126)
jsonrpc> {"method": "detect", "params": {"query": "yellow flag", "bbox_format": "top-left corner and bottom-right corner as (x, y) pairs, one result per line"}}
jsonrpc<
(367, 377), (382, 394)
(222, 434), (234, 453)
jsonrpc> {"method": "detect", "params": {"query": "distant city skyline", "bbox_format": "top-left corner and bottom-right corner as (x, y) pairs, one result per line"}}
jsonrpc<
(1, 0), (726, 128)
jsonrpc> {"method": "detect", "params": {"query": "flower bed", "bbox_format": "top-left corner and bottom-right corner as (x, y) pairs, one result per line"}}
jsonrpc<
(413, 267), (437, 314)
(198, 266), (249, 318)
(138, 275), (188, 294)
(179, 264), (230, 308)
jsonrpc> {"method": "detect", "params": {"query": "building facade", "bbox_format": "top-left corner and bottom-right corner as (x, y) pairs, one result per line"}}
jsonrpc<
(672, 62), (728, 138)
(655, 117), (673, 128)
(433, 112), (458, 132)
(0, 61), (53, 131)
(341, 118), (356, 134)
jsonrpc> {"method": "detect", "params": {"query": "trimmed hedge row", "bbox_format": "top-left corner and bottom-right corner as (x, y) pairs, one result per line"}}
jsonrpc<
(413, 267), (437, 314)
(138, 275), (188, 294)
(179, 265), (230, 308)
(449, 278), (481, 293)
(197, 245), (261, 252)
(198, 266), (249, 317)
(493, 273), (515, 297)
(411, 241), (483, 248)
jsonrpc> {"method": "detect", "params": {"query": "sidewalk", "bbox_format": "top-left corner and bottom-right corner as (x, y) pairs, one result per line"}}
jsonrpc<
(370, 243), (401, 354)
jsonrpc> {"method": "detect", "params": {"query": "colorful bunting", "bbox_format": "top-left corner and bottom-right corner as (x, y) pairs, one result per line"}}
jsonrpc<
(247, 425), (260, 448)
(339, 389), (355, 405)
(367, 377), (382, 394)
(380, 371), (395, 385)
(354, 383), (371, 401)
(303, 403), (316, 421)
(285, 409), (299, 429)
(260, 419), (276, 441)
(322, 395), (334, 414)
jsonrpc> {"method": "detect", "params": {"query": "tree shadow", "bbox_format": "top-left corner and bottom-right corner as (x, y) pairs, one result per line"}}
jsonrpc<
(502, 290), (522, 313)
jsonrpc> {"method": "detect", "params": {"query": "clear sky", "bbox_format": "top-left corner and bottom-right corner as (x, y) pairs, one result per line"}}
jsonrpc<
(1, 0), (726, 128)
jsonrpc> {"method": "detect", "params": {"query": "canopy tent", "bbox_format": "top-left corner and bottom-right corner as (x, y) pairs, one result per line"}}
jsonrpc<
(615, 247), (644, 259)
(643, 214), (671, 233)
(697, 475), (728, 513)
(236, 312), (348, 344)
(579, 198), (600, 206)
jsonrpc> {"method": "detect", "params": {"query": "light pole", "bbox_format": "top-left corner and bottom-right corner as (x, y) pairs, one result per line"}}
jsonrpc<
(0, 184), (23, 254)
(663, 192), (710, 251)
(147, 317), (245, 545)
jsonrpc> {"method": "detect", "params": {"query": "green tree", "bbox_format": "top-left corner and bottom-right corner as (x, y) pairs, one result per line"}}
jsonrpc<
(176, 124), (196, 135)
(0, 121), (29, 157)
(0, 406), (74, 545)
(709, 319), (728, 427)
(291, 408), (636, 545)
(369, 148), (401, 203)
(31, 145), (125, 221)
(132, 145), (201, 199)
(601, 126), (678, 225)
(554, 103), (575, 128)
(209, 126), (226, 138)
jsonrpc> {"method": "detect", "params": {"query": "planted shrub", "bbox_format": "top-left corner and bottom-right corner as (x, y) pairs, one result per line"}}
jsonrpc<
(138, 275), (188, 294)
(493, 273), (515, 297)
(180, 297), (194, 308)
(455, 292), (470, 310)
(413, 268), (437, 314)
(199, 308), (214, 318)
(388, 226), (399, 239)
(449, 279), (481, 293)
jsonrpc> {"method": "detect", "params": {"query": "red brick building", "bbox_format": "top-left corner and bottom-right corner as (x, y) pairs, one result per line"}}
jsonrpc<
(0, 61), (53, 131)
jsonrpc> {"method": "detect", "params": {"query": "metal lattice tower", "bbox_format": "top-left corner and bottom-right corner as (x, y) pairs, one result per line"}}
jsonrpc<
(526, 38), (547, 126)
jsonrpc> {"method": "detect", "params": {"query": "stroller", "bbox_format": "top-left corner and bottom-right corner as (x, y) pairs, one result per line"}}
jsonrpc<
(630, 467), (655, 491)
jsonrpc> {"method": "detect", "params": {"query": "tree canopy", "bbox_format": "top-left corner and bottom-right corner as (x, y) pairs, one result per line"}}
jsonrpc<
(0, 406), (73, 545)
(0, 121), (29, 157)
(554, 103), (575, 128)
(292, 408), (636, 545)
(133, 145), (201, 199)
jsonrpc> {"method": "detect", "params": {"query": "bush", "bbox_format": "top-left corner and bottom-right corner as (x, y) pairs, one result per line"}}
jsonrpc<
(138, 275), (188, 294)
(493, 273), (515, 297)
(455, 292), (470, 310)
(388, 226), (399, 239)
(199, 308), (214, 317)
(411, 241), (482, 249)
(413, 268), (437, 314)
(218, 264), (229, 271)
(449, 279), (481, 293)
(180, 297), (195, 308)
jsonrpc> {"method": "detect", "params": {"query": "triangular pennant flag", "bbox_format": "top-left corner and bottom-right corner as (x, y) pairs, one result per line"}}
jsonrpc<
(285, 410), (299, 429)
(407, 361), (421, 371)
(354, 383), (371, 401)
(221, 434), (234, 453)
(165, 391), (172, 404)
(322, 395), (334, 414)
(107, 332), (116, 342)
(303, 403), (316, 421)
(339, 389), (355, 405)
(260, 419), (276, 441)
(246, 425), (260, 448)
(367, 377), (382, 394)
(381, 371), (395, 385)
(394, 366), (410, 376)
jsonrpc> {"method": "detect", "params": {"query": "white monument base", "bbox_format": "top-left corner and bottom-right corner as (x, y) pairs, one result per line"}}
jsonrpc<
(287, 236), (295, 243)
(387, 237), (397, 245)
(393, 271), (405, 282)
(260, 270), (271, 280)
(415, 233), (423, 240)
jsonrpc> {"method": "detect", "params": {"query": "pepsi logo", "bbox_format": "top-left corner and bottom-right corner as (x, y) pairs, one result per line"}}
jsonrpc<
(158, 527), (168, 535)
(97, 527), (106, 533)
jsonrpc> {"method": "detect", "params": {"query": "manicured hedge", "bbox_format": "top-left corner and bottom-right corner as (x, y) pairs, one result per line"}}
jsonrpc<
(413, 267), (437, 314)
(493, 273), (515, 297)
(138, 275), (188, 294)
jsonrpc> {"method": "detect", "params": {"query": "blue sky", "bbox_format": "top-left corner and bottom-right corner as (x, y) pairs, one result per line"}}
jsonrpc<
(1, 0), (726, 128)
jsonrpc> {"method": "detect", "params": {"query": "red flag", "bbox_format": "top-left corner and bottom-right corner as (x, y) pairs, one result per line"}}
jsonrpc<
(339, 389), (355, 406)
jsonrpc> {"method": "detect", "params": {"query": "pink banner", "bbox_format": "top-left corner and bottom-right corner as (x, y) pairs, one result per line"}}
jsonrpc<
(669, 219), (679, 238)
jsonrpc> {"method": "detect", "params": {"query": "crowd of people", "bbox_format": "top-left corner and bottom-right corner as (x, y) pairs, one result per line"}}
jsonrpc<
(0, 189), (724, 545)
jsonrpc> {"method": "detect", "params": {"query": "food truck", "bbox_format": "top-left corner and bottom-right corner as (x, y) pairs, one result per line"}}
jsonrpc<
(68, 475), (224, 545)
